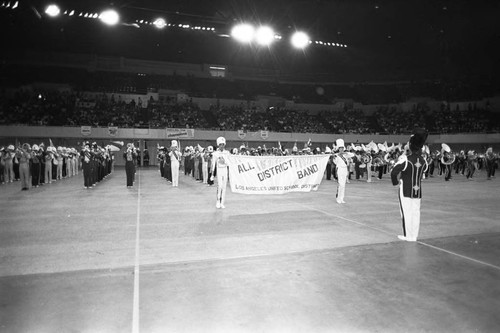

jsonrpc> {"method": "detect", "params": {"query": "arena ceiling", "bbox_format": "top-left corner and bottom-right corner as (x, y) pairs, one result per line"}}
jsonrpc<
(2, 0), (500, 81)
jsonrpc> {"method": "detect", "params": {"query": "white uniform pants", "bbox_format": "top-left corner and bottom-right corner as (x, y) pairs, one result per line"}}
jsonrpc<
(73, 158), (78, 175)
(398, 181), (421, 241)
(171, 160), (180, 186)
(337, 168), (347, 202)
(66, 159), (72, 177)
(202, 162), (208, 184)
(4, 159), (14, 182)
(367, 162), (372, 182)
(216, 166), (228, 204)
(57, 160), (63, 179)
(45, 162), (52, 183)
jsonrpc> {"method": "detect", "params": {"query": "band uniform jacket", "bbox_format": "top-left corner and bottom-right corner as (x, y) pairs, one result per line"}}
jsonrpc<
(391, 153), (428, 198)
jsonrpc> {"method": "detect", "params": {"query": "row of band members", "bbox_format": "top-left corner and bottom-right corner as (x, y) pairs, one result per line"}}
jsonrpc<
(0, 142), (113, 190)
(154, 142), (497, 185)
(1, 140), (496, 190)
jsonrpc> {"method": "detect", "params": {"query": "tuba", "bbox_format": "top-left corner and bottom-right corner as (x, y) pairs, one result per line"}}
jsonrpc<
(361, 153), (372, 164)
(440, 143), (456, 165)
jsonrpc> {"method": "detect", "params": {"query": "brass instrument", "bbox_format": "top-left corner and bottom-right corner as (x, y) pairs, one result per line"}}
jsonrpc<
(440, 143), (456, 165)
(361, 153), (372, 164)
(372, 156), (384, 167)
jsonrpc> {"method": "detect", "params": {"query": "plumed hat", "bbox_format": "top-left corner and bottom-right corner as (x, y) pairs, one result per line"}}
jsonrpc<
(171, 140), (178, 147)
(409, 128), (428, 152)
(336, 139), (345, 148)
(216, 137), (226, 146)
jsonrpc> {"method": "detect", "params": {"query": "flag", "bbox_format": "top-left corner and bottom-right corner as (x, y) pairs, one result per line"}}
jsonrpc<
(108, 141), (124, 152)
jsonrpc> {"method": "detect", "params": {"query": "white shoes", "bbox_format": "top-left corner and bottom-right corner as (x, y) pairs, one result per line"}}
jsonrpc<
(216, 202), (221, 209)
(398, 235), (417, 242)
(220, 204), (226, 209)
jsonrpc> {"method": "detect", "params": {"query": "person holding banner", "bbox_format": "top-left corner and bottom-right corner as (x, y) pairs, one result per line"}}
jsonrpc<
(170, 140), (181, 187)
(210, 136), (231, 209)
(333, 139), (354, 204)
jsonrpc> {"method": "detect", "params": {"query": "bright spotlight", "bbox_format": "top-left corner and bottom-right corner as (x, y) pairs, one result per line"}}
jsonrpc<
(99, 9), (119, 26)
(153, 18), (166, 29)
(231, 23), (255, 43)
(291, 31), (310, 49)
(45, 4), (60, 17)
(255, 26), (275, 46)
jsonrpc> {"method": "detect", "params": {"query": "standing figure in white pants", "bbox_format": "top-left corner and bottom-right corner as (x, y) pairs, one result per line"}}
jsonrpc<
(170, 140), (181, 187)
(201, 147), (209, 184)
(391, 128), (428, 242)
(210, 136), (231, 209)
(332, 139), (354, 204)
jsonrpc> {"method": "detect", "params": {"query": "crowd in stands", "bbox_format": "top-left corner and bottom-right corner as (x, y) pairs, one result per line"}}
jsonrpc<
(211, 106), (327, 133)
(1, 64), (500, 134)
(1, 88), (499, 134)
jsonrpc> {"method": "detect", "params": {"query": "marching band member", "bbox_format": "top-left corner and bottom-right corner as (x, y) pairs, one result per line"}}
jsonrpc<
(440, 143), (454, 181)
(44, 146), (54, 184)
(364, 144), (374, 182)
(170, 140), (182, 187)
(31, 144), (42, 187)
(324, 146), (333, 180)
(17, 143), (31, 190)
(124, 143), (137, 188)
(465, 150), (478, 180)
(157, 146), (166, 178)
(13, 147), (20, 181)
(64, 148), (72, 178)
(81, 142), (93, 189)
(0, 147), (5, 184)
(206, 146), (214, 186)
(163, 144), (172, 183)
(210, 136), (231, 208)
(201, 146), (209, 184)
(485, 147), (496, 180)
(4, 145), (15, 183)
(71, 148), (79, 176)
(456, 150), (467, 175)
(391, 129), (428, 242)
(56, 146), (64, 180)
(333, 139), (354, 204)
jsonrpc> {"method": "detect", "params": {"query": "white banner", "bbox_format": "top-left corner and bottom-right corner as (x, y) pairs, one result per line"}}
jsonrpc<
(166, 128), (195, 139)
(226, 155), (329, 194)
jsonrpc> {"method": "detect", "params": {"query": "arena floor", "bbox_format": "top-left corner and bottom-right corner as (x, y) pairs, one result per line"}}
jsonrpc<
(1, 166), (499, 333)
